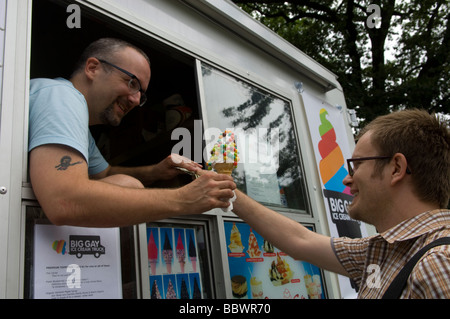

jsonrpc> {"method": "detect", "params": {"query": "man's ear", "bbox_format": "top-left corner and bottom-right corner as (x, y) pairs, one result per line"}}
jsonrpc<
(84, 57), (101, 80)
(390, 153), (410, 185)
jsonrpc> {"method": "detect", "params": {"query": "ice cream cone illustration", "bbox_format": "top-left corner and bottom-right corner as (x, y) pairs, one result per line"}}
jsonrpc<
(180, 278), (189, 299)
(304, 274), (322, 299)
(147, 230), (158, 275)
(250, 277), (263, 299)
(151, 280), (162, 299)
(190, 257), (197, 272)
(247, 228), (261, 258)
(176, 232), (186, 273)
(188, 233), (197, 272)
(162, 231), (173, 274)
(318, 108), (362, 238)
(192, 277), (201, 299)
(166, 279), (177, 299)
(228, 222), (244, 253)
(318, 108), (351, 194)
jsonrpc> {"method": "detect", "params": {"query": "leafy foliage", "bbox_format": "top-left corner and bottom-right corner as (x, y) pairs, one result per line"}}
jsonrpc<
(232, 0), (450, 126)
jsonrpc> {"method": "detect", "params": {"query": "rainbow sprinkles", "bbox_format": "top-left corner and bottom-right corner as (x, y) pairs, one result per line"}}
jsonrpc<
(206, 130), (240, 173)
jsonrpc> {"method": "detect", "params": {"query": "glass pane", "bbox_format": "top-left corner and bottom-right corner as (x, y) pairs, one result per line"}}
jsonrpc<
(24, 206), (138, 299)
(201, 64), (308, 211)
(146, 222), (213, 299)
(224, 221), (327, 299)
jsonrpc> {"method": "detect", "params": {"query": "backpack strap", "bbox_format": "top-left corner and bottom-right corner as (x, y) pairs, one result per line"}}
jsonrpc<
(382, 237), (450, 299)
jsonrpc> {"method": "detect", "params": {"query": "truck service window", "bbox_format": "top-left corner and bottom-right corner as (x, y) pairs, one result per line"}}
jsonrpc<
(200, 64), (308, 212)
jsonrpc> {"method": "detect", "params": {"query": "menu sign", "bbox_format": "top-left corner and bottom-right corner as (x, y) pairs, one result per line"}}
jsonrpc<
(33, 225), (122, 299)
(147, 227), (202, 299)
(224, 221), (325, 299)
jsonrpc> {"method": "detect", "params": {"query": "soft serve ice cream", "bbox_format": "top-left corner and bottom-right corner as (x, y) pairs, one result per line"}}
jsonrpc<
(206, 130), (239, 211)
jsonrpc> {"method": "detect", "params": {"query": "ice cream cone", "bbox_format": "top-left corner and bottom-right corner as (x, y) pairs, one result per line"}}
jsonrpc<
(206, 130), (239, 173)
(180, 261), (185, 273)
(149, 259), (157, 276)
(214, 163), (235, 175)
(188, 234), (198, 272)
(190, 257), (197, 272)
(250, 277), (263, 299)
(147, 230), (158, 275)
(163, 250), (173, 274)
(166, 263), (172, 274)
(162, 232), (173, 274)
(176, 233), (186, 273)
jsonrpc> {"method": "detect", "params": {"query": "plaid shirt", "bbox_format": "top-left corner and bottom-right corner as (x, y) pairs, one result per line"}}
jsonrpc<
(332, 209), (450, 299)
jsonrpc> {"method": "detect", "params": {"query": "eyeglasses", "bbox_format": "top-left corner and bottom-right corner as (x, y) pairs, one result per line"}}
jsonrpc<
(98, 59), (147, 106)
(347, 155), (412, 177)
(347, 156), (391, 177)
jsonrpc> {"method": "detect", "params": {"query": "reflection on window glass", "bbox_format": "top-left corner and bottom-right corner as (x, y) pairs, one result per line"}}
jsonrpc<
(201, 64), (308, 211)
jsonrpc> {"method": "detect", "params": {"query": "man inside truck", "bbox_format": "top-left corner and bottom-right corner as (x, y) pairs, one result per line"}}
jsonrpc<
(228, 109), (450, 298)
(28, 38), (236, 227)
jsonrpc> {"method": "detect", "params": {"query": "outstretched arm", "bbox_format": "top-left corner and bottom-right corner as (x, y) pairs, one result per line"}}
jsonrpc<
(232, 190), (349, 276)
(90, 154), (202, 186)
(29, 145), (235, 227)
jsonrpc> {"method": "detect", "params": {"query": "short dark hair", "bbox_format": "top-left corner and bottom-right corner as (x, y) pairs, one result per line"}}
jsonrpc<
(358, 109), (450, 208)
(71, 38), (150, 76)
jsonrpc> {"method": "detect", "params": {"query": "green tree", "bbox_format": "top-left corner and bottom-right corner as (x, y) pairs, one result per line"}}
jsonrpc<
(232, 0), (450, 125)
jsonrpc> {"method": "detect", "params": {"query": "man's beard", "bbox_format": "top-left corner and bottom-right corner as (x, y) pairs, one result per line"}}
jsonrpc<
(99, 103), (121, 127)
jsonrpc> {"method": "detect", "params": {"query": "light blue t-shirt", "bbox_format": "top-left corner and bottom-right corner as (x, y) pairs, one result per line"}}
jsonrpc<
(29, 78), (109, 175)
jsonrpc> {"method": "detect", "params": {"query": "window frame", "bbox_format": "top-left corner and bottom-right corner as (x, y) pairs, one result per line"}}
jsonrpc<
(196, 60), (311, 216)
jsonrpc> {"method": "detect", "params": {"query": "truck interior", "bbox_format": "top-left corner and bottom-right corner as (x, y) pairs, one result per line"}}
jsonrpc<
(31, 0), (201, 180)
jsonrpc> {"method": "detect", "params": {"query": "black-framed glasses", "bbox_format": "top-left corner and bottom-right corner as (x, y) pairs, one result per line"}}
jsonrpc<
(347, 155), (412, 177)
(98, 59), (147, 106)
(346, 156), (391, 177)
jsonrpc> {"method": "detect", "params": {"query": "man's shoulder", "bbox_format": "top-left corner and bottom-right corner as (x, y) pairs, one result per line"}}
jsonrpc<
(30, 78), (81, 96)
(409, 238), (450, 298)
(29, 78), (86, 112)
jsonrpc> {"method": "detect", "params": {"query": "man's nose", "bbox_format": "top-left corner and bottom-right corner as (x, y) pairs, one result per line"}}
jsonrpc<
(342, 173), (352, 187)
(128, 91), (141, 108)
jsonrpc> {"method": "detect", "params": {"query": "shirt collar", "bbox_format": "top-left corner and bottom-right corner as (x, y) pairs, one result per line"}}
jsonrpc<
(379, 209), (450, 244)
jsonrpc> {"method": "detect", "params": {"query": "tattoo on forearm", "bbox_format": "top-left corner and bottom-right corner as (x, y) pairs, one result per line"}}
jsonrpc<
(55, 156), (83, 171)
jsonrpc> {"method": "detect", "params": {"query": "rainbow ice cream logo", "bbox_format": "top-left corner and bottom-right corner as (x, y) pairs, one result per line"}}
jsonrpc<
(317, 108), (361, 239)
(318, 108), (351, 195)
(52, 239), (67, 255)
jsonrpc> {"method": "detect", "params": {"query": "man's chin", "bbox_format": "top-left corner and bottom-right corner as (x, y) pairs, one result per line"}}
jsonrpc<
(109, 118), (122, 127)
(347, 206), (359, 221)
(100, 105), (122, 126)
